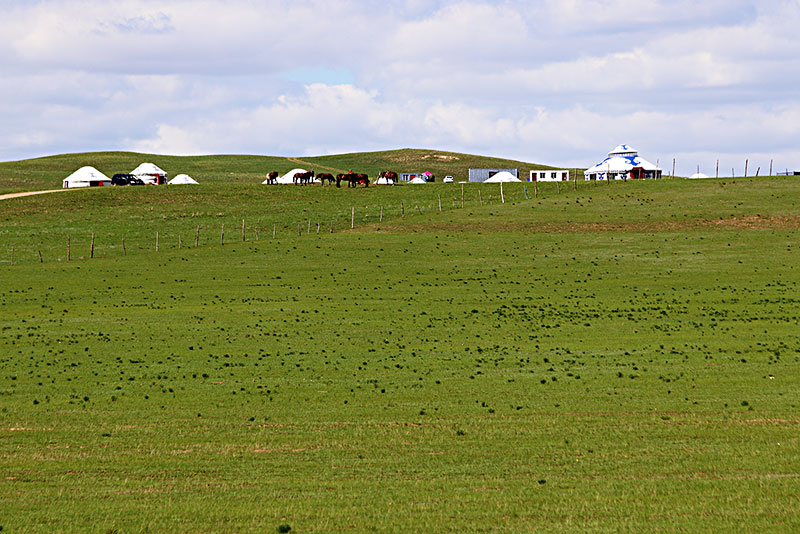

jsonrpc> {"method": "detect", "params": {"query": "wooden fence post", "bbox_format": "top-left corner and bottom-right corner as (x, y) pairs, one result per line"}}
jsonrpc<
(716, 160), (719, 179)
(38, 249), (43, 263)
(380, 206), (383, 222)
(461, 183), (464, 208)
(438, 193), (442, 212)
(195, 225), (200, 248)
(255, 226), (259, 240)
(68, 235), (71, 261)
(298, 224), (301, 236)
(10, 247), (13, 267)
(330, 221), (333, 233)
(156, 231), (159, 252)
(744, 159), (748, 177)
(500, 182), (505, 204)
(91, 233), (95, 259)
(122, 235), (126, 256)
(221, 224), (225, 245)
(316, 222), (320, 234)
(351, 207), (355, 229)
(479, 190), (482, 205)
(179, 234), (182, 249)
(273, 223), (276, 239)
(242, 219), (246, 242)
(401, 201), (405, 217)
(769, 159), (773, 177)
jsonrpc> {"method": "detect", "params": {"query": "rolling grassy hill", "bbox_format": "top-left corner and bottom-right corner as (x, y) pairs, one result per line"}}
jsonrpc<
(0, 148), (567, 192)
(0, 161), (799, 532)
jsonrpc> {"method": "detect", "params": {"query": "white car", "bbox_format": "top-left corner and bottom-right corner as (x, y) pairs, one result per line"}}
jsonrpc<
(443, 175), (454, 183)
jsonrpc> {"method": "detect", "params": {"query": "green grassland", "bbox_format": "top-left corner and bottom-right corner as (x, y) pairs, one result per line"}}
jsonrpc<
(1, 159), (799, 532)
(0, 148), (564, 192)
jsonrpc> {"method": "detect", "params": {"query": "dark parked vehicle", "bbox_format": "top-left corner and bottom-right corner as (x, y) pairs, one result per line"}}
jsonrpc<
(111, 173), (145, 185)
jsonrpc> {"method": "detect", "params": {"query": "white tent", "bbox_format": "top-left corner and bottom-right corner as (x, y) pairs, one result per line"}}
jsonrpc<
(62, 166), (111, 188)
(131, 162), (168, 185)
(484, 171), (521, 183)
(689, 172), (710, 179)
(584, 145), (662, 180)
(409, 176), (427, 184)
(168, 174), (199, 185)
(374, 176), (394, 185)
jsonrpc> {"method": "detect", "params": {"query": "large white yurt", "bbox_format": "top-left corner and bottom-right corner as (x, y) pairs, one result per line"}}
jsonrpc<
(131, 162), (168, 185)
(584, 145), (662, 181)
(168, 174), (199, 185)
(62, 166), (111, 188)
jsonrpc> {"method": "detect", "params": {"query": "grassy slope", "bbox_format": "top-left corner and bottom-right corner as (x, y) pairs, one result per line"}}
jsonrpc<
(0, 149), (563, 192)
(0, 177), (799, 532)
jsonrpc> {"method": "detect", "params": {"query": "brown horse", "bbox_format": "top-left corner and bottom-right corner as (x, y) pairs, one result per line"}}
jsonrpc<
(265, 171), (279, 184)
(318, 172), (335, 185)
(293, 170), (315, 185)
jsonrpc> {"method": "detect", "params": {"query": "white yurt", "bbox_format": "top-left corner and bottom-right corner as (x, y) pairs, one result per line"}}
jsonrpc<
(688, 172), (710, 179)
(409, 176), (427, 184)
(584, 145), (662, 181)
(62, 166), (111, 188)
(374, 176), (395, 185)
(131, 162), (168, 185)
(168, 174), (199, 185)
(485, 171), (522, 183)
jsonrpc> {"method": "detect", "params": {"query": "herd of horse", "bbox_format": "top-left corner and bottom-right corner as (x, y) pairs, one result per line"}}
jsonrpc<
(263, 170), (403, 188)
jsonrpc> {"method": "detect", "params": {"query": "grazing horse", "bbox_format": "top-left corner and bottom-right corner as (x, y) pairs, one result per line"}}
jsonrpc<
(356, 173), (369, 187)
(265, 171), (279, 184)
(293, 170), (315, 185)
(318, 172), (335, 185)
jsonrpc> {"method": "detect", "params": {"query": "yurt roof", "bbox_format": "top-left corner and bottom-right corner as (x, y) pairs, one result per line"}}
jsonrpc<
(608, 144), (638, 156)
(689, 172), (710, 179)
(484, 171), (521, 183)
(168, 174), (199, 184)
(409, 176), (427, 184)
(64, 166), (110, 182)
(131, 162), (167, 175)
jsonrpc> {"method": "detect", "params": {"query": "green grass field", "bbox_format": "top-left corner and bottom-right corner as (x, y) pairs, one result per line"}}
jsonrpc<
(1, 154), (799, 532)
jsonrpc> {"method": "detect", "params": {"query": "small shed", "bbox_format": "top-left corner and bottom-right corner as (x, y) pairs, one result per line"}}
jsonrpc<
(469, 168), (519, 183)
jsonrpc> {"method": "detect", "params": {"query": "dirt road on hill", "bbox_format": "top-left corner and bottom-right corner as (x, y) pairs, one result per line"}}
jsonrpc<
(287, 157), (348, 174)
(0, 189), (70, 201)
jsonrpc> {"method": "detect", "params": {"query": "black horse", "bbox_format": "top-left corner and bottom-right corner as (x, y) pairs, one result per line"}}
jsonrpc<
(318, 172), (335, 185)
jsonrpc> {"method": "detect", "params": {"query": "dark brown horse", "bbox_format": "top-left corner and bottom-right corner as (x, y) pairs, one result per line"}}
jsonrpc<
(318, 172), (335, 185)
(336, 172), (369, 188)
(265, 171), (279, 184)
(293, 170), (315, 185)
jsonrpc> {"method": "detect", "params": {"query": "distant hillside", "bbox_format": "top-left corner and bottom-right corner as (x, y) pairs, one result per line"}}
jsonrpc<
(0, 149), (568, 191)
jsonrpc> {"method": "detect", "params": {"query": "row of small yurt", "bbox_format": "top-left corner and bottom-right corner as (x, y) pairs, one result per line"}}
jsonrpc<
(63, 162), (198, 188)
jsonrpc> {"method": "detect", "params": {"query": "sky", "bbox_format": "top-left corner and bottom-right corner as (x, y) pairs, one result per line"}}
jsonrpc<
(2, 0), (800, 175)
